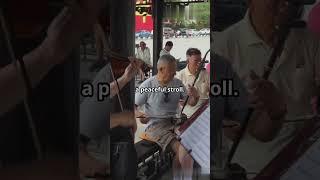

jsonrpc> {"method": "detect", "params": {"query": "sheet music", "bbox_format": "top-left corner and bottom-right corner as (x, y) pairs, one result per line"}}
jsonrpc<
(280, 138), (320, 180)
(180, 106), (210, 174)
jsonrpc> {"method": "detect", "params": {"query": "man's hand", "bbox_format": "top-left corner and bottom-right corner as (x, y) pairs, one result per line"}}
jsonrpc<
(223, 120), (241, 141)
(111, 111), (137, 133)
(187, 84), (199, 98)
(123, 57), (144, 81)
(135, 110), (150, 124)
(129, 57), (144, 69)
(248, 70), (286, 120)
(186, 84), (199, 106)
(45, 0), (104, 64)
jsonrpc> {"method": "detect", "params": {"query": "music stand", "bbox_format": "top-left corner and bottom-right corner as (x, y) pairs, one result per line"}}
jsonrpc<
(178, 100), (210, 174)
(254, 117), (320, 180)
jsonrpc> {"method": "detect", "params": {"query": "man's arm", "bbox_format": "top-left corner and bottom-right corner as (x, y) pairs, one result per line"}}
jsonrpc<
(110, 111), (137, 133)
(215, 53), (285, 142)
(246, 70), (286, 142)
(109, 58), (142, 97)
(0, 43), (54, 116)
(110, 74), (132, 98)
(0, 0), (104, 116)
(134, 80), (149, 123)
(186, 85), (199, 106)
(232, 70), (286, 142)
(134, 105), (149, 124)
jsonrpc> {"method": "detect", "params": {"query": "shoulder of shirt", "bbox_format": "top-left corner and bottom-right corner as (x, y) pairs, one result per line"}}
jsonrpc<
(213, 20), (245, 47)
(139, 76), (155, 87)
(92, 65), (109, 84)
(291, 28), (320, 46)
(173, 77), (184, 85)
(176, 68), (186, 77)
(212, 54), (234, 76)
(200, 69), (210, 77)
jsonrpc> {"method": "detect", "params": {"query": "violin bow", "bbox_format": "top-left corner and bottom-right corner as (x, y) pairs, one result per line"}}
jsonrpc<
(0, 8), (43, 160)
(105, 40), (125, 112)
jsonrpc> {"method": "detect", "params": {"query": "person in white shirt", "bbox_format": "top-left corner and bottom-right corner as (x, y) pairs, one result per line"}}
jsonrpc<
(176, 48), (210, 117)
(136, 41), (151, 81)
(212, 0), (320, 175)
(159, 41), (173, 57)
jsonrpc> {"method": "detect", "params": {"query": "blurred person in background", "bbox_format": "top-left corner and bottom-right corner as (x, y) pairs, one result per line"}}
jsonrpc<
(212, 0), (320, 174)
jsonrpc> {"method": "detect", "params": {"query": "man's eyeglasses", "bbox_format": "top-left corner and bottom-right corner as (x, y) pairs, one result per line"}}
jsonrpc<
(164, 92), (169, 103)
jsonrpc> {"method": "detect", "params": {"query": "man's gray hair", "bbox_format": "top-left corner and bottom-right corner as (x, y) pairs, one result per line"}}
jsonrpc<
(157, 54), (176, 66)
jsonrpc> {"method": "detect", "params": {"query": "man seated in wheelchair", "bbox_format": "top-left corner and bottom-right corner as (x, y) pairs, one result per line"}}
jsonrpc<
(135, 54), (200, 180)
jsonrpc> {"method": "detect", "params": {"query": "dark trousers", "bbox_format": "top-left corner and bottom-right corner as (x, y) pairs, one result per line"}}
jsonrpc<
(111, 141), (137, 180)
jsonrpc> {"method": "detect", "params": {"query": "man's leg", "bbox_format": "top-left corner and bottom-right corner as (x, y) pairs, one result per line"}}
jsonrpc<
(178, 144), (194, 180)
(170, 139), (182, 180)
(170, 139), (194, 180)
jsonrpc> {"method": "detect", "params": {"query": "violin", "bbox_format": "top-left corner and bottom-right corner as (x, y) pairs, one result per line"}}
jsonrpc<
(94, 9), (150, 79)
(107, 48), (151, 78)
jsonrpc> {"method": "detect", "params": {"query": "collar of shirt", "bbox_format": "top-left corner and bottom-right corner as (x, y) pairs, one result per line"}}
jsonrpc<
(162, 49), (169, 54)
(240, 10), (290, 61)
(241, 11), (267, 47)
(139, 47), (149, 52)
(184, 65), (196, 77)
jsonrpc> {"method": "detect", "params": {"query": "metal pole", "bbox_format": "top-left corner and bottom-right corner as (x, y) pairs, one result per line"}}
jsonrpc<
(152, 0), (164, 75)
(109, 0), (135, 110)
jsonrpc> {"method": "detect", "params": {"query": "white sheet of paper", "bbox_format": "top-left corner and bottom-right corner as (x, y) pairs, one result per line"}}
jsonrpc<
(280, 138), (320, 180)
(180, 106), (210, 174)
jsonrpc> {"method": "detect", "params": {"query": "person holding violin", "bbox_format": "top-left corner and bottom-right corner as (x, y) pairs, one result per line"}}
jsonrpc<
(212, 0), (320, 174)
(79, 57), (142, 179)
